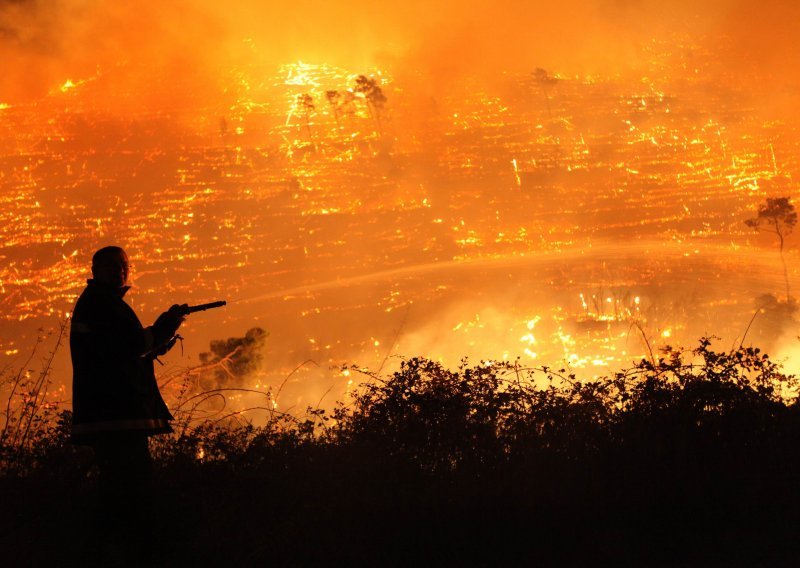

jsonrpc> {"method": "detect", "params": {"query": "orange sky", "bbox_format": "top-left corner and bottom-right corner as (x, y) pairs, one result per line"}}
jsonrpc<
(1, 0), (799, 105)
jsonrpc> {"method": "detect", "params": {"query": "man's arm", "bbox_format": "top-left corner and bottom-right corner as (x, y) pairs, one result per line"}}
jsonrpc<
(72, 298), (184, 360)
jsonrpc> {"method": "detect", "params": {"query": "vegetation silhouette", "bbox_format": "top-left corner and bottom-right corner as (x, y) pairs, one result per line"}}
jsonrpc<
(295, 93), (316, 148)
(353, 75), (387, 136)
(746, 196), (797, 302)
(196, 326), (267, 389)
(2, 335), (800, 565)
(532, 67), (558, 121)
(325, 89), (357, 130)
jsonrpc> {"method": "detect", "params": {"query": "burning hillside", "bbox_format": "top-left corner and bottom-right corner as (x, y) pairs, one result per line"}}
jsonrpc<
(1, 2), (800, 411)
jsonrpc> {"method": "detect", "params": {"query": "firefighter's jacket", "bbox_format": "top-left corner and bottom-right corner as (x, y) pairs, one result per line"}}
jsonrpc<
(70, 280), (173, 442)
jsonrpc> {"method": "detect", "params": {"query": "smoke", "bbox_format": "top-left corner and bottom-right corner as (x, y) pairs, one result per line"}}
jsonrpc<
(3, 1), (800, 106)
(0, 0), (226, 105)
(4, 0), (800, 411)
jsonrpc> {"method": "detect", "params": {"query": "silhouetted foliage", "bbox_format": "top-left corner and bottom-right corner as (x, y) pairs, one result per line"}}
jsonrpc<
(746, 196), (797, 301)
(0, 321), (70, 476)
(533, 67), (558, 86)
(295, 93), (315, 143)
(197, 327), (268, 388)
(3, 338), (800, 564)
(746, 196), (798, 237)
(533, 67), (558, 121)
(354, 75), (387, 135)
(325, 89), (357, 128)
(333, 338), (796, 474)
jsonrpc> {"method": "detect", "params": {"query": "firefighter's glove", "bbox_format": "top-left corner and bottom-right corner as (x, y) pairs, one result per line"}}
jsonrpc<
(152, 304), (187, 346)
(153, 334), (181, 357)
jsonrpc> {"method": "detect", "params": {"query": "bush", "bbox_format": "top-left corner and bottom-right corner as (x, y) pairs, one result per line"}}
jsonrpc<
(2, 337), (800, 564)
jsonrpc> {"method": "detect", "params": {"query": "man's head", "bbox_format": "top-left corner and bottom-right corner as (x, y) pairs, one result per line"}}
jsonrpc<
(91, 246), (129, 288)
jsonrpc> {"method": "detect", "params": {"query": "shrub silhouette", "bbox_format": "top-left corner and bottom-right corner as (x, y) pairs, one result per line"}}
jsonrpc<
(196, 327), (268, 388)
(333, 338), (796, 473)
(3, 337), (800, 564)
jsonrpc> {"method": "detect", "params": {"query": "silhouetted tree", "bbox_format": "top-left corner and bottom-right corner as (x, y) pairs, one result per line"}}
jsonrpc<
(325, 90), (341, 127)
(354, 75), (387, 136)
(325, 89), (357, 130)
(198, 327), (268, 388)
(746, 196), (797, 302)
(5, 337), (800, 565)
(295, 93), (316, 145)
(533, 67), (558, 121)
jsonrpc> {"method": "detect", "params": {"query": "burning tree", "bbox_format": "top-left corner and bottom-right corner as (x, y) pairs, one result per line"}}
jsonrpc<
(354, 75), (387, 136)
(746, 196), (797, 302)
(295, 93), (316, 145)
(532, 68), (562, 167)
(325, 90), (341, 127)
(533, 67), (558, 121)
(325, 89), (356, 129)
